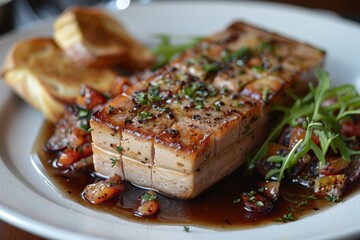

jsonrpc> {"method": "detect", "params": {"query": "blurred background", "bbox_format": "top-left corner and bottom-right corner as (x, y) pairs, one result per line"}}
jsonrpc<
(0, 0), (360, 36)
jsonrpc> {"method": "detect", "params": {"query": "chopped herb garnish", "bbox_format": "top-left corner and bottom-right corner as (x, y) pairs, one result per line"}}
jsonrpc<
(325, 195), (340, 203)
(215, 101), (225, 111)
(125, 118), (133, 124)
(79, 123), (89, 132)
(261, 88), (270, 102)
(116, 146), (123, 153)
(222, 47), (252, 63)
(107, 105), (114, 114)
(252, 65), (264, 73)
(134, 92), (148, 105)
(283, 213), (295, 221)
(141, 191), (158, 202)
(233, 198), (242, 204)
(110, 158), (119, 167)
(195, 101), (204, 110)
(258, 41), (275, 53)
(202, 62), (219, 73)
(183, 226), (190, 232)
(138, 111), (153, 121)
(78, 108), (90, 118)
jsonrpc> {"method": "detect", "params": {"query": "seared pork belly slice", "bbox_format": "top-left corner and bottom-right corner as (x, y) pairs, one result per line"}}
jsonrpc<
(121, 107), (176, 163)
(154, 121), (214, 174)
(91, 21), (325, 198)
(153, 107), (270, 198)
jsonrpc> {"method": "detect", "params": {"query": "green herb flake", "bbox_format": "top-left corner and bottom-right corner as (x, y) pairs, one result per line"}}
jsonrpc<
(107, 105), (114, 114)
(138, 111), (153, 121)
(141, 191), (158, 203)
(233, 198), (242, 204)
(183, 226), (190, 232)
(116, 146), (123, 153)
(283, 213), (295, 221)
(78, 108), (90, 118)
(258, 41), (275, 53)
(325, 195), (340, 203)
(202, 63), (219, 73)
(110, 158), (120, 167)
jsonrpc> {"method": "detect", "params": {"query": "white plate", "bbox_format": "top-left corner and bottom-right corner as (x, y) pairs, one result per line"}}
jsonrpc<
(1, 1), (360, 240)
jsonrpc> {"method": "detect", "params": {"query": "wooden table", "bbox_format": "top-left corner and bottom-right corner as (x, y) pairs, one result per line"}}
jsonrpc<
(1, 0), (360, 239)
(0, 220), (44, 240)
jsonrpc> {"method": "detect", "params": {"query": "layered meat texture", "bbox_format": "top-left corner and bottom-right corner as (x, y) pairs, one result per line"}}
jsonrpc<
(90, 21), (325, 198)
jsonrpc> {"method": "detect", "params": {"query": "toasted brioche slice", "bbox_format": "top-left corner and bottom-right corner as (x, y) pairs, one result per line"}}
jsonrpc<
(1, 38), (117, 122)
(53, 6), (155, 70)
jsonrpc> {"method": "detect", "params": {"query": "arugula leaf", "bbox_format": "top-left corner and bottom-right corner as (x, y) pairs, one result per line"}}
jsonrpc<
(248, 68), (360, 181)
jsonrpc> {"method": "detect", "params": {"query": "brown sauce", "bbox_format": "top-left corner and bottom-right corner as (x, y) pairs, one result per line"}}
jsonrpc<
(32, 121), (360, 230)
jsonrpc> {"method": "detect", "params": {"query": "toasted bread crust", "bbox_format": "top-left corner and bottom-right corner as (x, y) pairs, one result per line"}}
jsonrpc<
(54, 6), (155, 69)
(1, 38), (117, 122)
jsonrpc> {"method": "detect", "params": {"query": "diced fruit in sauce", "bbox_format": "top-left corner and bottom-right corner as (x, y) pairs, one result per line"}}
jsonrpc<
(83, 174), (125, 204)
(256, 181), (280, 202)
(240, 191), (273, 213)
(341, 120), (360, 138)
(314, 174), (347, 200)
(289, 126), (306, 148)
(76, 85), (108, 110)
(134, 190), (160, 217)
(256, 143), (288, 177)
(321, 156), (349, 176)
(293, 157), (319, 188)
(57, 143), (93, 167)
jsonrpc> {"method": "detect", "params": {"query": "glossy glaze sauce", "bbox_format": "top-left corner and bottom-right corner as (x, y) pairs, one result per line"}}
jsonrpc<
(33, 121), (359, 230)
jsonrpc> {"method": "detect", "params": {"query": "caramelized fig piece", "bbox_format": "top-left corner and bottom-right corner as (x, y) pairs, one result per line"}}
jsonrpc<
(240, 191), (273, 213)
(314, 174), (347, 200)
(257, 181), (280, 202)
(289, 126), (306, 148)
(341, 120), (360, 138)
(321, 156), (349, 176)
(134, 190), (160, 218)
(83, 174), (125, 204)
(57, 143), (93, 167)
(293, 157), (319, 188)
(76, 85), (108, 110)
(256, 143), (288, 177)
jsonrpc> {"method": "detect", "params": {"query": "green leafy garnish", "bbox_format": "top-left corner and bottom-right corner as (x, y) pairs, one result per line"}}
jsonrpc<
(248, 68), (360, 180)
(152, 34), (202, 69)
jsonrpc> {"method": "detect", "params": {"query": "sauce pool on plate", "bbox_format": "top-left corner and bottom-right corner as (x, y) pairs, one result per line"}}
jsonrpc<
(32, 121), (360, 230)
